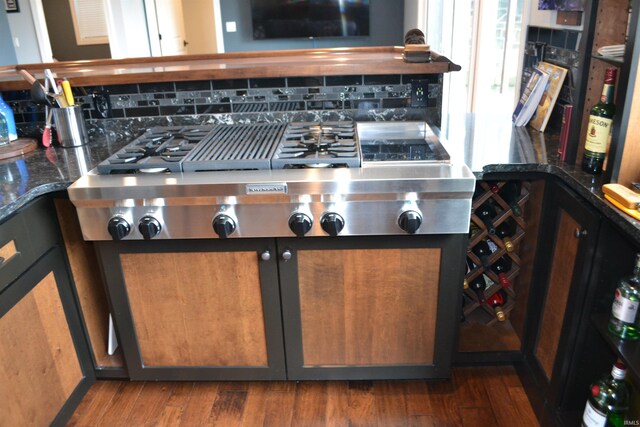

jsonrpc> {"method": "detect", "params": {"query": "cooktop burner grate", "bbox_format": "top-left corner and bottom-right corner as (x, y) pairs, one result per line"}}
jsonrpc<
(96, 125), (215, 174)
(182, 122), (286, 172)
(271, 121), (361, 169)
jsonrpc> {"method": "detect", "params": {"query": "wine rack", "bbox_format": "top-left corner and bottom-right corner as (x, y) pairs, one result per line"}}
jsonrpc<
(463, 180), (530, 327)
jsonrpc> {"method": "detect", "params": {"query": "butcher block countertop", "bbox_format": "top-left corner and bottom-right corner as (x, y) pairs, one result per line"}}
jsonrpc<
(0, 47), (460, 91)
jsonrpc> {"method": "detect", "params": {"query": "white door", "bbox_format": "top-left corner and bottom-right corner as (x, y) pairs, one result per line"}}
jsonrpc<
(154, 0), (188, 56)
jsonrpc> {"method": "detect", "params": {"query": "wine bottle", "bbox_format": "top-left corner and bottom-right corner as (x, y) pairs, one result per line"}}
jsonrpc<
(582, 361), (629, 427)
(490, 256), (513, 289)
(468, 274), (487, 303)
(499, 181), (522, 216)
(495, 219), (517, 252)
(469, 221), (481, 238)
(608, 254), (640, 340)
(486, 289), (508, 321)
(471, 240), (493, 270)
(464, 257), (476, 290)
(582, 67), (617, 175)
(475, 201), (497, 234)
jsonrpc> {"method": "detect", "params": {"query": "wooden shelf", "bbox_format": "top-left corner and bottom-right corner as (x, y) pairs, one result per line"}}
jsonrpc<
(592, 313), (640, 384)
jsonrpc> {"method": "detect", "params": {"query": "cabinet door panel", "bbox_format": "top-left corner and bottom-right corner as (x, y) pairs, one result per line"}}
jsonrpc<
(298, 248), (439, 366)
(0, 262), (90, 427)
(121, 251), (268, 367)
(535, 210), (580, 380)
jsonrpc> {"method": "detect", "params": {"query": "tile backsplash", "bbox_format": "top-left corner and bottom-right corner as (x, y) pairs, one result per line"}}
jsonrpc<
(3, 73), (443, 138)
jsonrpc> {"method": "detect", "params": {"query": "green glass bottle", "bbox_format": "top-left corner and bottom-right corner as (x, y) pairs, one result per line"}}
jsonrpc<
(582, 361), (629, 427)
(582, 67), (617, 174)
(608, 254), (640, 340)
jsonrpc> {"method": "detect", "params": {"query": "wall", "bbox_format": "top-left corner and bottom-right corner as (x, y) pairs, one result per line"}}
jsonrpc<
(182, 0), (218, 54)
(6, 0), (41, 64)
(0, 8), (18, 66)
(41, 0), (110, 61)
(219, 0), (403, 52)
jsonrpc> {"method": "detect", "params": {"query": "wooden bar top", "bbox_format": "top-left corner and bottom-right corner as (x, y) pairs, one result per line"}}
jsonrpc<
(0, 46), (460, 91)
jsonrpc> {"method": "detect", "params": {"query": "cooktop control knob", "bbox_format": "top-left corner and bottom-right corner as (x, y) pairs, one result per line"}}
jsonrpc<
(398, 210), (422, 234)
(320, 213), (345, 237)
(107, 216), (131, 241)
(212, 214), (236, 239)
(289, 213), (313, 237)
(138, 216), (162, 240)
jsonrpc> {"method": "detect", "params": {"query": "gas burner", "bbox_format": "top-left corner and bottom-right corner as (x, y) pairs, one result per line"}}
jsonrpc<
(271, 121), (361, 169)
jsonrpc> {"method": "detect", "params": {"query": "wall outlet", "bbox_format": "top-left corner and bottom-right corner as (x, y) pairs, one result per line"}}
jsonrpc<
(226, 21), (237, 33)
(411, 80), (429, 108)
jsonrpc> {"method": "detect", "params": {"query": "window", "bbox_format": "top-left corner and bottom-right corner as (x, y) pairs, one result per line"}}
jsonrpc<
(426, 0), (525, 116)
(68, 0), (109, 45)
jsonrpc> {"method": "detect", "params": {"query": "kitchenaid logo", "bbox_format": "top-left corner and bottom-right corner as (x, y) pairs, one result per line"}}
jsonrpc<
(246, 183), (288, 194)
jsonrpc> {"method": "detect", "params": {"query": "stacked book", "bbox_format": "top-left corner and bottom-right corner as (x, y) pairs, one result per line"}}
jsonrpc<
(403, 44), (431, 63)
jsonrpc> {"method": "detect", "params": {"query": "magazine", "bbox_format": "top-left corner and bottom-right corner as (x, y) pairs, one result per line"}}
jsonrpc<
(513, 68), (549, 127)
(528, 61), (569, 132)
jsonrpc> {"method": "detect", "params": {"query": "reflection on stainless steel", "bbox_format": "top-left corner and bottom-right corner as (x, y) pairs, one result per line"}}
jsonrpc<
(69, 121), (475, 241)
(63, 144), (92, 177)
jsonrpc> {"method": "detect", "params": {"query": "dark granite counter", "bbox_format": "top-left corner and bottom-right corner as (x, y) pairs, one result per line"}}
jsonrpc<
(2, 112), (639, 245)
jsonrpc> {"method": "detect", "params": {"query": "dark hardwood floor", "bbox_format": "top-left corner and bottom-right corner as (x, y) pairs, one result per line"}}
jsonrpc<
(67, 366), (540, 426)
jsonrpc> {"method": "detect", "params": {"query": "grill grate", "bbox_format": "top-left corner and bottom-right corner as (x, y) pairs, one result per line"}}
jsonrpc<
(182, 122), (287, 171)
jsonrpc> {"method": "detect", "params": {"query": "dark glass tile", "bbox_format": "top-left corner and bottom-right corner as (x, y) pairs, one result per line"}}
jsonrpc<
(13, 113), (24, 123)
(160, 105), (195, 115)
(103, 83), (139, 94)
(250, 77), (286, 88)
(307, 101), (324, 110)
(149, 100), (159, 106)
(175, 80), (211, 91)
(166, 93), (176, 99)
(364, 93), (375, 99)
(352, 99), (380, 109)
(254, 95), (266, 101)
(303, 94), (314, 100)
(111, 108), (125, 118)
(326, 75), (362, 86)
(139, 82), (176, 93)
(364, 75), (401, 85)
(2, 90), (31, 101)
(308, 87), (321, 94)
(288, 76), (324, 87)
(125, 106), (160, 117)
(80, 86), (104, 95)
(382, 98), (411, 108)
(551, 30), (567, 48)
(269, 101), (304, 111)
(343, 100), (352, 109)
(220, 97), (231, 103)
(211, 79), (249, 90)
(182, 98), (194, 104)
(567, 31), (579, 50)
(236, 90), (248, 96)
(538, 28), (552, 45)
(154, 94), (166, 99)
(138, 100), (149, 106)
(83, 110), (91, 120)
(527, 26), (538, 43)
(278, 95), (289, 101)
(402, 74), (439, 84)
(231, 103), (268, 113)
(345, 86), (357, 92)
(307, 100), (341, 110)
(196, 104), (232, 114)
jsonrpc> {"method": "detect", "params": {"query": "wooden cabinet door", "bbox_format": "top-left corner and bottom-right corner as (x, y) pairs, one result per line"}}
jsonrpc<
(98, 239), (286, 380)
(526, 182), (601, 409)
(0, 248), (94, 427)
(278, 235), (466, 380)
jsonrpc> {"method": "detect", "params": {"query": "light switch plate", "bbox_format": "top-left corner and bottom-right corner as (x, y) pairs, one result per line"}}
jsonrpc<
(226, 21), (237, 32)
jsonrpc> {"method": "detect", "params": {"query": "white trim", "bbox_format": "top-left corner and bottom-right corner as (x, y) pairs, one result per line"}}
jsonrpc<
(28, 0), (53, 63)
(213, 0), (224, 53)
(144, 0), (162, 57)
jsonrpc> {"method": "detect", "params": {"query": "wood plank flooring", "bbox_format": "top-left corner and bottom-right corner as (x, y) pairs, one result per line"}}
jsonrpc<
(67, 366), (540, 426)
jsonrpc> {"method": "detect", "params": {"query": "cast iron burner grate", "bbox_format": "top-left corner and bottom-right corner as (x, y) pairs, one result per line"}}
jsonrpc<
(271, 121), (361, 169)
(96, 125), (215, 174)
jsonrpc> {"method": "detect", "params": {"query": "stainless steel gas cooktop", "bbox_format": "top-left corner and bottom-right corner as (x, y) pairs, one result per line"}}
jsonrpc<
(69, 121), (474, 241)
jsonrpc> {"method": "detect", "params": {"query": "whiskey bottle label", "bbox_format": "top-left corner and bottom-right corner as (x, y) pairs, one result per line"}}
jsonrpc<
(612, 290), (639, 324)
(584, 116), (613, 154)
(582, 400), (607, 427)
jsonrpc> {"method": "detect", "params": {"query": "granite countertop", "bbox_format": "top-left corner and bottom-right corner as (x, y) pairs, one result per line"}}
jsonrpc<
(2, 113), (639, 244)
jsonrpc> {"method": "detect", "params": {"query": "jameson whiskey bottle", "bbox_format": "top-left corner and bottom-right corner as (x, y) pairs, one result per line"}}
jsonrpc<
(608, 254), (640, 340)
(582, 361), (629, 427)
(582, 68), (617, 174)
